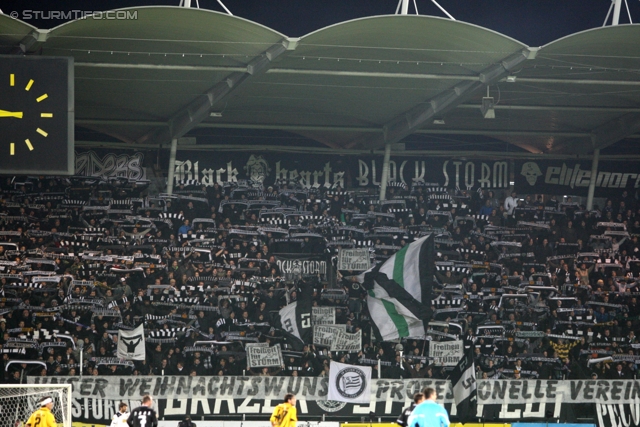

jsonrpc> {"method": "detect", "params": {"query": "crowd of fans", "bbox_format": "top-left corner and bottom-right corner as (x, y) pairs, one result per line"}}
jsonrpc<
(0, 174), (638, 383)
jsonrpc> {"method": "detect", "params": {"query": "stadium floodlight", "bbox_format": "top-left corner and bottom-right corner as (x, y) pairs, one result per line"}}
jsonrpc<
(481, 85), (495, 119)
(481, 97), (495, 119)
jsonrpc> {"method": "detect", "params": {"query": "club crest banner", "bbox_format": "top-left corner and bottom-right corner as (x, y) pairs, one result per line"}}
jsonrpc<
(328, 361), (372, 404)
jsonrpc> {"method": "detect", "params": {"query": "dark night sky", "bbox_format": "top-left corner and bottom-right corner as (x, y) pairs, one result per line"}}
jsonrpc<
(3, 0), (640, 46)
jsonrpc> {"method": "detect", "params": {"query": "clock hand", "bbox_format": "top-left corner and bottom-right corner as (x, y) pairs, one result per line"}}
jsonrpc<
(0, 110), (23, 118)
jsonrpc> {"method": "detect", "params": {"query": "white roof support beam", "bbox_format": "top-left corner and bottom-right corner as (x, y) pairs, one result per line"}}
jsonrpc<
(380, 49), (530, 147)
(75, 62), (640, 87)
(139, 40), (290, 144)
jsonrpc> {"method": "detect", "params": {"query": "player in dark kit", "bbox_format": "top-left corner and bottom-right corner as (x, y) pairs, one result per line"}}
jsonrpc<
(396, 393), (425, 427)
(127, 395), (158, 427)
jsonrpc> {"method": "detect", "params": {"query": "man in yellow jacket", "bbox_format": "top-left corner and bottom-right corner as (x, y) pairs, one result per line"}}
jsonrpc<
(26, 397), (57, 427)
(270, 393), (297, 427)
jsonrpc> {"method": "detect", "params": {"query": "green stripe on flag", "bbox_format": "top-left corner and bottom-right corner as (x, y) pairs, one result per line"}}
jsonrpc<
(392, 245), (409, 288)
(381, 299), (410, 338)
(368, 290), (409, 338)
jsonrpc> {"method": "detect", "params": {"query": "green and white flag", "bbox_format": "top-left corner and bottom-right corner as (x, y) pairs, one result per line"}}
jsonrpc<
(363, 234), (435, 341)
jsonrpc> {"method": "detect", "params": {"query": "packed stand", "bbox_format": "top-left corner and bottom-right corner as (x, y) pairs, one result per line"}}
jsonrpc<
(0, 175), (639, 383)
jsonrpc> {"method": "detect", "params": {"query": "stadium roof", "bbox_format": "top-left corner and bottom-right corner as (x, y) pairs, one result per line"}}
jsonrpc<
(2, 6), (640, 156)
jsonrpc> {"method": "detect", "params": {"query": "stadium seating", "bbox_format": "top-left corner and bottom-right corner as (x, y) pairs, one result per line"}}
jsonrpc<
(0, 175), (638, 382)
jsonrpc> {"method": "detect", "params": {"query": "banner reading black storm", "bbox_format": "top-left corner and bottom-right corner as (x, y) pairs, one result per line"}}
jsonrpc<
(172, 153), (511, 189)
(274, 254), (328, 281)
(28, 377), (640, 426)
(515, 159), (640, 197)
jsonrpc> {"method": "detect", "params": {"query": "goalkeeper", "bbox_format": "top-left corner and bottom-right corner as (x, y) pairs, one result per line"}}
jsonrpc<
(26, 397), (57, 427)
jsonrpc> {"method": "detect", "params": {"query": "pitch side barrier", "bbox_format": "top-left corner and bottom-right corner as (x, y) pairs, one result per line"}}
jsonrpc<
(28, 377), (639, 427)
(340, 424), (597, 427)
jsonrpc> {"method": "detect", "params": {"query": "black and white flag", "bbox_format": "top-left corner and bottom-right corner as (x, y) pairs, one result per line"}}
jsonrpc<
(450, 348), (477, 422)
(271, 281), (312, 350)
(117, 324), (145, 360)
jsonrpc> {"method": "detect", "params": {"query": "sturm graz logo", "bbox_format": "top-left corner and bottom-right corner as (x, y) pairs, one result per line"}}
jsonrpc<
(335, 367), (367, 399)
(317, 400), (347, 413)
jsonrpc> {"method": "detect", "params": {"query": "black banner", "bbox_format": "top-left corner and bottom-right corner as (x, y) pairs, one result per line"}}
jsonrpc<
(597, 403), (640, 427)
(515, 159), (640, 197)
(354, 158), (510, 189)
(172, 153), (511, 189)
(274, 254), (328, 281)
(75, 150), (147, 181)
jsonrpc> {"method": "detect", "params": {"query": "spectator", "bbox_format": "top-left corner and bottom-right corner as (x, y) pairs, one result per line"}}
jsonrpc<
(0, 176), (639, 384)
(504, 191), (518, 216)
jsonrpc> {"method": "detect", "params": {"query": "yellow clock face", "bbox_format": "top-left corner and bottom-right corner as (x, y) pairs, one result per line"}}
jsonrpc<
(0, 55), (73, 175)
(2, 73), (53, 156)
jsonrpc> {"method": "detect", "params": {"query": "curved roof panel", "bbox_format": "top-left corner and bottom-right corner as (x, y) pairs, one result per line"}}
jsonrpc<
(237, 15), (530, 149)
(0, 15), (38, 54)
(540, 24), (640, 60)
(43, 7), (285, 67)
(34, 7), (288, 142)
(529, 25), (640, 85)
(1, 7), (638, 155)
(487, 24), (640, 153)
(295, 15), (527, 74)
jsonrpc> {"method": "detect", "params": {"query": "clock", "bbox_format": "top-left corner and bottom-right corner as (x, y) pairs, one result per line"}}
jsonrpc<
(0, 55), (74, 175)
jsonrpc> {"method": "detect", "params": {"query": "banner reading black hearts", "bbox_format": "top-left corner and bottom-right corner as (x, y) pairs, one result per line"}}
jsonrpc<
(171, 152), (511, 190)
